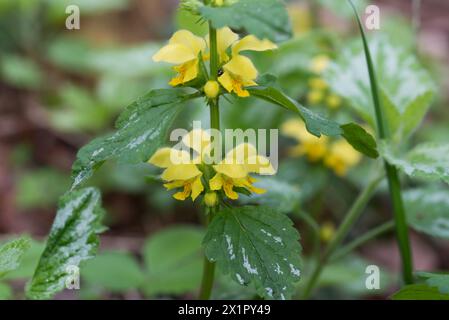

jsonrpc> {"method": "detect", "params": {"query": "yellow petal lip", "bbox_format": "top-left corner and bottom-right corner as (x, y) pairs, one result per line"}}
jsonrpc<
(190, 175), (204, 201)
(232, 35), (277, 56)
(223, 55), (258, 80)
(161, 164), (202, 181)
(213, 163), (248, 179)
(218, 71), (234, 93)
(209, 173), (224, 191)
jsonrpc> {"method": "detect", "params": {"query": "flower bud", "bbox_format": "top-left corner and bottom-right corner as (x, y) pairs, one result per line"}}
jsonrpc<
(204, 80), (220, 99)
(204, 192), (218, 207)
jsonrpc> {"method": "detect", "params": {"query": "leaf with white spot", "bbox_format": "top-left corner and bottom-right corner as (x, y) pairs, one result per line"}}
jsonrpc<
(0, 237), (31, 279)
(325, 36), (435, 141)
(404, 188), (449, 239)
(70, 89), (200, 189)
(203, 206), (301, 300)
(381, 142), (449, 185)
(26, 187), (105, 300)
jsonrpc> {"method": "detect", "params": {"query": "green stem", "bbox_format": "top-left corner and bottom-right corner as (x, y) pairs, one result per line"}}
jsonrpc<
(198, 22), (220, 300)
(302, 173), (383, 299)
(199, 211), (216, 300)
(348, 0), (414, 285)
(330, 221), (394, 262)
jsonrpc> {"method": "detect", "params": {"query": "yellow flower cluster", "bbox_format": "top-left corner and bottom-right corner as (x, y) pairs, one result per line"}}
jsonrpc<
(152, 28), (277, 97)
(307, 55), (342, 110)
(148, 129), (275, 205)
(281, 119), (361, 176)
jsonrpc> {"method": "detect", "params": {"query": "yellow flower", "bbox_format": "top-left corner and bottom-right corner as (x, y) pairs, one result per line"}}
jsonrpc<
(326, 93), (342, 109)
(152, 30), (206, 86)
(148, 129), (212, 201)
(324, 139), (362, 176)
(310, 54), (330, 74)
(281, 119), (328, 162)
(204, 80), (220, 99)
(210, 143), (275, 200)
(308, 77), (328, 91)
(215, 27), (277, 97)
(307, 89), (324, 105)
(320, 222), (335, 243)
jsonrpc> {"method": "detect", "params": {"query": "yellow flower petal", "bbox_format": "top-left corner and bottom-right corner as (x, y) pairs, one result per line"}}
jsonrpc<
(149, 148), (191, 168)
(163, 180), (185, 190)
(153, 44), (196, 64)
(310, 55), (330, 74)
(245, 155), (276, 175)
(169, 30), (206, 56)
(169, 59), (199, 86)
(213, 163), (248, 179)
(224, 143), (258, 164)
(182, 129), (211, 155)
(209, 173), (224, 191)
(161, 164), (201, 181)
(218, 71), (234, 93)
(223, 180), (239, 200)
(190, 175), (204, 201)
(232, 35), (277, 56)
(223, 55), (258, 81)
(216, 27), (239, 62)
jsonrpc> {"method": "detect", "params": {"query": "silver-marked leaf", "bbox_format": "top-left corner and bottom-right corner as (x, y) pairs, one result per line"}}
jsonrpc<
(0, 237), (31, 279)
(381, 142), (449, 185)
(26, 187), (105, 300)
(325, 36), (435, 141)
(404, 188), (449, 239)
(71, 89), (199, 189)
(203, 206), (301, 300)
(200, 0), (292, 42)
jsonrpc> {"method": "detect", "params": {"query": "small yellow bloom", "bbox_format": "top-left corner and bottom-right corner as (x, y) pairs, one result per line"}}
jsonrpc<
(310, 54), (330, 74)
(214, 27), (277, 97)
(320, 222), (335, 243)
(204, 80), (220, 99)
(281, 119), (328, 162)
(153, 30), (206, 86)
(210, 143), (275, 200)
(204, 192), (218, 207)
(148, 129), (213, 202)
(308, 77), (328, 91)
(324, 139), (362, 176)
(307, 89), (324, 105)
(326, 94), (342, 109)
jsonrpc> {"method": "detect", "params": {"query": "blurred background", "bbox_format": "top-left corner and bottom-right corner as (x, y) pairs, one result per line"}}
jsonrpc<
(0, 0), (448, 300)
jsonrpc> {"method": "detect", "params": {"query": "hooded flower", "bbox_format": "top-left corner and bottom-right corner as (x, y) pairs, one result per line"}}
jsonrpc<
(148, 129), (212, 201)
(215, 27), (277, 97)
(210, 143), (275, 200)
(281, 119), (328, 162)
(324, 139), (362, 176)
(152, 30), (206, 86)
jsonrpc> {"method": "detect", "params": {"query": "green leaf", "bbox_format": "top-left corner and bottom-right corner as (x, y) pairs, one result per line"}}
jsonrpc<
(0, 283), (12, 300)
(203, 206), (301, 300)
(404, 188), (449, 239)
(248, 86), (341, 137)
(391, 284), (449, 300)
(4, 240), (45, 280)
(82, 251), (145, 292)
(199, 0), (292, 42)
(71, 89), (199, 189)
(325, 36), (435, 141)
(26, 187), (105, 300)
(239, 177), (300, 214)
(142, 226), (204, 297)
(0, 54), (43, 89)
(341, 123), (378, 159)
(417, 272), (449, 295)
(381, 142), (449, 185)
(0, 237), (31, 278)
(248, 86), (377, 157)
